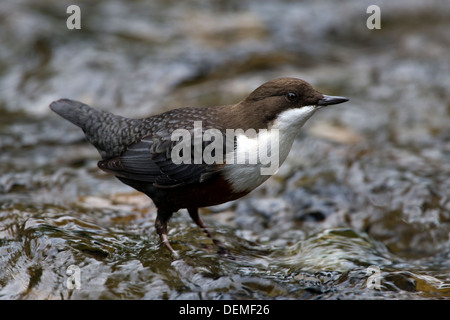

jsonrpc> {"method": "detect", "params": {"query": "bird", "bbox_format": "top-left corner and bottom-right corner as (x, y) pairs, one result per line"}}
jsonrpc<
(49, 77), (349, 256)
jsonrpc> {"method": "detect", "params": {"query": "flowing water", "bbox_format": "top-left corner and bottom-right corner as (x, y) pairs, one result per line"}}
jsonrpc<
(1, 0), (449, 300)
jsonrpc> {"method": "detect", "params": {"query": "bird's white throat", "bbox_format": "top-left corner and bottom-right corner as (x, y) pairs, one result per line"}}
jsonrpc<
(223, 106), (316, 193)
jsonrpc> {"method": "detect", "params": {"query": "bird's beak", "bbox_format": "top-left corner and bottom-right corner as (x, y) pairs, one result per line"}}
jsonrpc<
(317, 95), (349, 107)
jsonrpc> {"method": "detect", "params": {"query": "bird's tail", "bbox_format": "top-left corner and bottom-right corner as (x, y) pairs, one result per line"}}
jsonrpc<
(49, 99), (132, 159)
(50, 99), (105, 129)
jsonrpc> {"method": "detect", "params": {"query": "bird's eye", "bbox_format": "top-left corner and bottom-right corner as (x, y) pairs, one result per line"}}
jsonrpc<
(286, 92), (298, 102)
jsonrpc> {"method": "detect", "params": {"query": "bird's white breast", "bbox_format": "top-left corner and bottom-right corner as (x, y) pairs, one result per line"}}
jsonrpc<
(222, 106), (316, 193)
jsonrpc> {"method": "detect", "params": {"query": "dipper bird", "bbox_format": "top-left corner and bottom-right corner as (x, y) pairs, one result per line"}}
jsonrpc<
(50, 77), (348, 255)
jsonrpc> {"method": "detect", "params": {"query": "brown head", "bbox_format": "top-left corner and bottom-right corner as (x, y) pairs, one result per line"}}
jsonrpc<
(226, 77), (348, 130)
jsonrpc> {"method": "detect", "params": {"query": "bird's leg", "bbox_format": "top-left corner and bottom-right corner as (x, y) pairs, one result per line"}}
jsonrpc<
(155, 211), (178, 257)
(187, 207), (230, 256)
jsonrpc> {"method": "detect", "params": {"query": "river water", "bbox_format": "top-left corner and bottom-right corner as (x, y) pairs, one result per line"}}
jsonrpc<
(0, 0), (449, 299)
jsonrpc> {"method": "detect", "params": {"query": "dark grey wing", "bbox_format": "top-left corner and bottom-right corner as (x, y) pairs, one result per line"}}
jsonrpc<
(98, 135), (220, 188)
